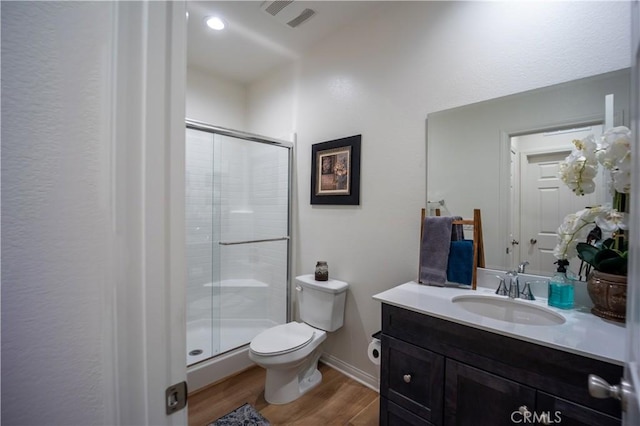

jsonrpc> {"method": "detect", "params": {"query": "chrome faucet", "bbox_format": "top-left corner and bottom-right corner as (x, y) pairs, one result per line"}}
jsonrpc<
(496, 268), (535, 300)
(517, 261), (530, 274)
(506, 270), (520, 299)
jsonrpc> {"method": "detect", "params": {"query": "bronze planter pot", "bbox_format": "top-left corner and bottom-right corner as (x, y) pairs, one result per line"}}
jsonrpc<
(587, 270), (627, 323)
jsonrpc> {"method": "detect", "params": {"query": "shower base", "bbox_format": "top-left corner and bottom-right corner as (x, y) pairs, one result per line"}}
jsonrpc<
(186, 318), (277, 366)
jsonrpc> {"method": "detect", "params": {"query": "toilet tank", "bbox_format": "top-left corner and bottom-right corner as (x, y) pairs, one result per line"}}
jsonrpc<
(296, 275), (348, 332)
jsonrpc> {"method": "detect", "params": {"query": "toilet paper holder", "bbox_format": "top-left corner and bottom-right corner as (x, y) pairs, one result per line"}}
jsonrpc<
(368, 331), (382, 365)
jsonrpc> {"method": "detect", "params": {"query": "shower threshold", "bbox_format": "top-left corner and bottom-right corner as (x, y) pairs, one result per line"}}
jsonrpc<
(186, 318), (277, 366)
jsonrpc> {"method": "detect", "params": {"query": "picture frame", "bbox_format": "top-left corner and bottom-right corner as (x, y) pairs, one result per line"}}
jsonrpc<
(310, 135), (361, 205)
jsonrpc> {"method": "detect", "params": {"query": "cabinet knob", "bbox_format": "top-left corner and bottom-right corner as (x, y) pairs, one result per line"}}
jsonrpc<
(403, 374), (411, 383)
(518, 405), (530, 415)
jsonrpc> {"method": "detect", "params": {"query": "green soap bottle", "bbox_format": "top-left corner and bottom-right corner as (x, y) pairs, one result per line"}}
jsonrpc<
(548, 260), (574, 309)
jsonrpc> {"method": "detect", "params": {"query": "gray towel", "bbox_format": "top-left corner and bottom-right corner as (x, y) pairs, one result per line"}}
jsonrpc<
(419, 216), (454, 285)
(451, 216), (465, 241)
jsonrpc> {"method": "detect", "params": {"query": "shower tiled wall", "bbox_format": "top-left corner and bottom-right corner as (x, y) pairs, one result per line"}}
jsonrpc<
(186, 129), (289, 331)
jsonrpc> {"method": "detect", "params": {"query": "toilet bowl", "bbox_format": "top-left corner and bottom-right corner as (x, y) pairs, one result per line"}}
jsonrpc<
(249, 275), (349, 405)
(249, 322), (327, 404)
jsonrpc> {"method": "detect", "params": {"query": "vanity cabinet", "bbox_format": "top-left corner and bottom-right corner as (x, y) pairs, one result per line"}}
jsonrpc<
(379, 304), (622, 426)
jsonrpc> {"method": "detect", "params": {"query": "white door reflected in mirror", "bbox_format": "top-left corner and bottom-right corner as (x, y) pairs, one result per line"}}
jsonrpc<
(512, 125), (606, 276)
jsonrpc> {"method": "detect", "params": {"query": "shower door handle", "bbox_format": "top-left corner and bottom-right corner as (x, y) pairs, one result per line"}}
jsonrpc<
(218, 236), (290, 246)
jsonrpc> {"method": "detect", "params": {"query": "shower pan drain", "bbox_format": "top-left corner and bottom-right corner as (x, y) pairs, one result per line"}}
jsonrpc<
(189, 349), (203, 356)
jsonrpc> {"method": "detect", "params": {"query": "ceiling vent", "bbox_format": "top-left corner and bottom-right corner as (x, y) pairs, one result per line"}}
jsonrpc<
(286, 8), (315, 28)
(260, 1), (316, 28)
(264, 0), (293, 16)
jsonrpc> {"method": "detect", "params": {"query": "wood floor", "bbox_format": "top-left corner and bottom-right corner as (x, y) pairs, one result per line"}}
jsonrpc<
(188, 362), (380, 426)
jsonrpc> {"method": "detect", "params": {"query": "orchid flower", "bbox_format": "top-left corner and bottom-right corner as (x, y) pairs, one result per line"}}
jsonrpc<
(554, 126), (631, 273)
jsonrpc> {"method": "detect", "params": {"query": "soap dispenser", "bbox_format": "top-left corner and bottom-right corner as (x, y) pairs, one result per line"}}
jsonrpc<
(548, 259), (574, 309)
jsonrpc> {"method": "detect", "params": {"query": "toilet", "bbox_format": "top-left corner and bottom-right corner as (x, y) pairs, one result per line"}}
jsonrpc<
(249, 274), (349, 404)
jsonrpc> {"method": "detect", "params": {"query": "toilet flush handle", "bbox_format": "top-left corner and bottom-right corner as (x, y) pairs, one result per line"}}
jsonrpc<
(296, 285), (303, 292)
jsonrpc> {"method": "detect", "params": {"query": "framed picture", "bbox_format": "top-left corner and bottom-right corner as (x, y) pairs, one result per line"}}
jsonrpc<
(311, 135), (361, 205)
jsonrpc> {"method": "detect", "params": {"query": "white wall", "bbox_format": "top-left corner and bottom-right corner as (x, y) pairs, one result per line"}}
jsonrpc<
(251, 1), (632, 385)
(187, 66), (247, 129)
(247, 64), (298, 140)
(3, 2), (188, 424)
(1, 2), (113, 424)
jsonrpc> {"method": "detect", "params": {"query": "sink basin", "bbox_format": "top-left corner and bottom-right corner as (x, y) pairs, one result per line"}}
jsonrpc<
(452, 295), (566, 326)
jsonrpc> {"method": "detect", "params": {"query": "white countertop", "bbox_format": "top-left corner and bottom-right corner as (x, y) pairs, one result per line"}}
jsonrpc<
(373, 281), (626, 366)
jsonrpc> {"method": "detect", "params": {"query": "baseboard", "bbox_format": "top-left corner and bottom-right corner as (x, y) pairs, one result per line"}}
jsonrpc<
(320, 353), (380, 393)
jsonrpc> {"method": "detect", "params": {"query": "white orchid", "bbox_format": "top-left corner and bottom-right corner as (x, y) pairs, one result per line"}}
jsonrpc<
(598, 126), (631, 163)
(554, 126), (631, 273)
(554, 204), (619, 261)
(598, 126), (632, 195)
(595, 209), (627, 233)
(559, 127), (631, 196)
(558, 136), (599, 195)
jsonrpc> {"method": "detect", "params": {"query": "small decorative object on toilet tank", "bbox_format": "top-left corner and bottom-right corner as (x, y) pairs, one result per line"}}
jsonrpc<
(315, 261), (328, 281)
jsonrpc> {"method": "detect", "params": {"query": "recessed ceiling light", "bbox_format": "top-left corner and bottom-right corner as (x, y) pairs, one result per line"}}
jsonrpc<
(205, 16), (225, 31)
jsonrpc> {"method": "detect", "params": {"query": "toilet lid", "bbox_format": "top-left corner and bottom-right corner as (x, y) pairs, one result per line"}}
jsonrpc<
(250, 322), (314, 356)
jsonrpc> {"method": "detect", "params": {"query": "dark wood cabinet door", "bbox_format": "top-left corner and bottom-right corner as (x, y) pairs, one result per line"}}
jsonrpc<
(380, 397), (433, 426)
(381, 335), (445, 425)
(536, 392), (621, 426)
(444, 359), (536, 426)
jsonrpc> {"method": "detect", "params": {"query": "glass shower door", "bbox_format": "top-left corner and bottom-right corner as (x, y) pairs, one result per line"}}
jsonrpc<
(216, 134), (290, 355)
(186, 124), (291, 366)
(185, 128), (221, 365)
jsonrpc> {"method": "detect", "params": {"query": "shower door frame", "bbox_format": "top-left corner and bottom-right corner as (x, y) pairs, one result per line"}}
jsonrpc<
(185, 118), (294, 355)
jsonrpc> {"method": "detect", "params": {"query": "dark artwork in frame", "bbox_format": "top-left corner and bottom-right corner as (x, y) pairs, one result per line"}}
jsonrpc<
(310, 135), (361, 205)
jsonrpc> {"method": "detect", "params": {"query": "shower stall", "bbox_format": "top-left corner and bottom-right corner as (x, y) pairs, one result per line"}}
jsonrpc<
(185, 120), (292, 371)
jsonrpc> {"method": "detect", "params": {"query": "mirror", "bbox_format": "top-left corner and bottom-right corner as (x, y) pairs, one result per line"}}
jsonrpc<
(427, 68), (631, 276)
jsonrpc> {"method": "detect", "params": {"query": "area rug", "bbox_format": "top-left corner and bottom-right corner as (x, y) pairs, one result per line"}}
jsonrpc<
(209, 403), (270, 426)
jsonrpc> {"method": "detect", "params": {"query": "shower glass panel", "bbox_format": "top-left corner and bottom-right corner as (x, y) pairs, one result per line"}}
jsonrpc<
(185, 123), (291, 367)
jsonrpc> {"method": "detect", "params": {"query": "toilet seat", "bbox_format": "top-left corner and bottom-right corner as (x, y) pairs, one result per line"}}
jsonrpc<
(250, 322), (315, 356)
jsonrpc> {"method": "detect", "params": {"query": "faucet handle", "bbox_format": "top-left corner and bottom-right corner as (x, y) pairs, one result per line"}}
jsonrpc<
(508, 276), (520, 299)
(520, 282), (535, 300)
(495, 276), (509, 296)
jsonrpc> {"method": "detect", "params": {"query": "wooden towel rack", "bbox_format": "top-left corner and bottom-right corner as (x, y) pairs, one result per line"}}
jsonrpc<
(420, 208), (485, 289)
